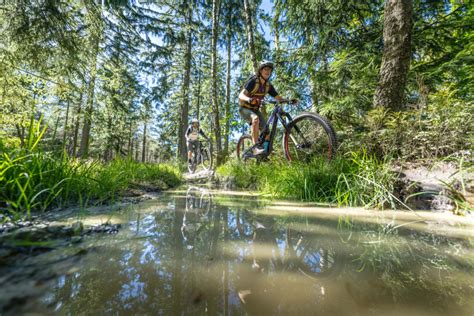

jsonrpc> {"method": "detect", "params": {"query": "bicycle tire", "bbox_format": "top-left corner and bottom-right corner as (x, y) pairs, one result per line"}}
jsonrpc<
(283, 112), (337, 162)
(188, 154), (197, 173)
(236, 134), (253, 161)
(200, 145), (212, 171)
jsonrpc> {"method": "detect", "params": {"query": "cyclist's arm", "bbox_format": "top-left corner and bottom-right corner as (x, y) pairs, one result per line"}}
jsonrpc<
(185, 126), (191, 140)
(275, 95), (298, 104)
(238, 89), (252, 103)
(199, 129), (209, 140)
(268, 83), (279, 98)
(239, 78), (257, 103)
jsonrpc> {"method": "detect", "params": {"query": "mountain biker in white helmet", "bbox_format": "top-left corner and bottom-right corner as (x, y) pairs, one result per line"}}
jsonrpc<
(238, 60), (297, 155)
(185, 118), (209, 164)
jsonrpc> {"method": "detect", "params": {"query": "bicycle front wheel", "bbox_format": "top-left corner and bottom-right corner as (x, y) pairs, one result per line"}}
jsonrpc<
(283, 113), (337, 162)
(188, 152), (197, 173)
(236, 134), (253, 161)
(200, 145), (212, 171)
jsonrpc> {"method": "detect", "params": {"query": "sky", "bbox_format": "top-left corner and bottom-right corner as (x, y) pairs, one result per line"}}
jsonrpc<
(260, 0), (275, 46)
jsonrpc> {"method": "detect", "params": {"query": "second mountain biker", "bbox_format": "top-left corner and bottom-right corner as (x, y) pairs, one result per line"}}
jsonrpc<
(185, 118), (209, 164)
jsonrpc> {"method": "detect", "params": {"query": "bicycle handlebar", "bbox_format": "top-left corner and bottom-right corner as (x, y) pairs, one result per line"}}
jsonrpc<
(261, 99), (296, 105)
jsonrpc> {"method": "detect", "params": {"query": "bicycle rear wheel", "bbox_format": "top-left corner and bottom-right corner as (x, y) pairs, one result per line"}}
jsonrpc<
(283, 113), (337, 162)
(236, 134), (253, 161)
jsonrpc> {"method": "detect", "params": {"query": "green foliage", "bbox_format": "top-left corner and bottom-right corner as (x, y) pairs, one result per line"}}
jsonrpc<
(352, 88), (473, 159)
(1, 0), (472, 172)
(0, 120), (182, 218)
(217, 150), (398, 208)
(335, 151), (398, 208)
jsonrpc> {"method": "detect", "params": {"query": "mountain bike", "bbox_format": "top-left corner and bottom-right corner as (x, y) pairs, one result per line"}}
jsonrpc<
(236, 99), (337, 162)
(188, 140), (212, 173)
(185, 186), (212, 216)
(182, 187), (213, 249)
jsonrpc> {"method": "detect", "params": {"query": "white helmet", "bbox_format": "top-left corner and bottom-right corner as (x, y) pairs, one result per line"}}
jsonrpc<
(257, 60), (274, 73)
(191, 118), (199, 124)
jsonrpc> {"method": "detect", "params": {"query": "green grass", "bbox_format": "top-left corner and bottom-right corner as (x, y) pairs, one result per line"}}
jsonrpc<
(217, 150), (398, 208)
(0, 118), (182, 219)
(0, 152), (182, 218)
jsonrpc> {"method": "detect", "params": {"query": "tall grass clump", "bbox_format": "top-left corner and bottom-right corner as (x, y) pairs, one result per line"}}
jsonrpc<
(0, 117), (181, 219)
(217, 150), (398, 208)
(335, 151), (398, 208)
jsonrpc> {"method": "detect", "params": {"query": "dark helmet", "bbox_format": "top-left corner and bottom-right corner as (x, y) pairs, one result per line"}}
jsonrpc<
(257, 60), (274, 74)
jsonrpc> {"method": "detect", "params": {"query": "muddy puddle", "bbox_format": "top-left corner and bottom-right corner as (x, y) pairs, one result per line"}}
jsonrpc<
(1, 186), (473, 315)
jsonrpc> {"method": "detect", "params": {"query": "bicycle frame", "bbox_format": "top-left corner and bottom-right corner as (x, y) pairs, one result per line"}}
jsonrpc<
(244, 100), (294, 158)
(191, 141), (205, 163)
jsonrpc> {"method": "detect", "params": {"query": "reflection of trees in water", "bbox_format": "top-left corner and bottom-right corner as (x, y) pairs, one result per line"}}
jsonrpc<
(223, 209), (346, 314)
(48, 195), (473, 315)
(341, 219), (474, 314)
(51, 197), (188, 315)
(227, 209), (343, 279)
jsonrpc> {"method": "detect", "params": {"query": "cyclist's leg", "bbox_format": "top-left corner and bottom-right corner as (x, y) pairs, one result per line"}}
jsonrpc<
(252, 112), (266, 144)
(188, 140), (198, 162)
(239, 107), (254, 138)
(239, 107), (264, 145)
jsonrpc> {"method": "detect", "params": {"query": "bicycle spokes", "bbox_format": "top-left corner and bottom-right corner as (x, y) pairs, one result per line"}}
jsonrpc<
(284, 113), (337, 162)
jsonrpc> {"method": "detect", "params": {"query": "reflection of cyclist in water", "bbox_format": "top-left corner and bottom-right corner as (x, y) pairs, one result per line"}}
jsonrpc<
(181, 187), (212, 249)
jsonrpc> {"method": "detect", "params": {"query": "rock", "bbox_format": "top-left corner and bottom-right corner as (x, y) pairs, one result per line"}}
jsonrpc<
(71, 221), (84, 235)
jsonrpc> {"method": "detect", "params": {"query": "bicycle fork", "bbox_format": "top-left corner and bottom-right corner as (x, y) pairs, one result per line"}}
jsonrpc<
(282, 113), (311, 149)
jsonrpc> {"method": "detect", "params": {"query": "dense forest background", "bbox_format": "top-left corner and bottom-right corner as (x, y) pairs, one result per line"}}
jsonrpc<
(0, 0), (472, 164)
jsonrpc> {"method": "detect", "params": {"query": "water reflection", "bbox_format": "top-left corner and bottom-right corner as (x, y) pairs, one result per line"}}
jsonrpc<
(181, 187), (212, 250)
(30, 188), (474, 315)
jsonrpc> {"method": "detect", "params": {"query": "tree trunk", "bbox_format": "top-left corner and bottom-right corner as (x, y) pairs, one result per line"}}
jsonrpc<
(373, 0), (413, 111)
(103, 115), (113, 161)
(178, 5), (193, 161)
(195, 55), (202, 120)
(62, 98), (70, 154)
(128, 122), (133, 158)
(78, 2), (102, 159)
(51, 114), (61, 150)
(72, 91), (83, 157)
(142, 120), (147, 163)
(211, 0), (222, 164)
(273, 0), (281, 62)
(224, 4), (232, 157)
(78, 31), (100, 159)
(78, 64), (97, 158)
(135, 136), (139, 161)
(243, 0), (258, 72)
(304, 29), (319, 110)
